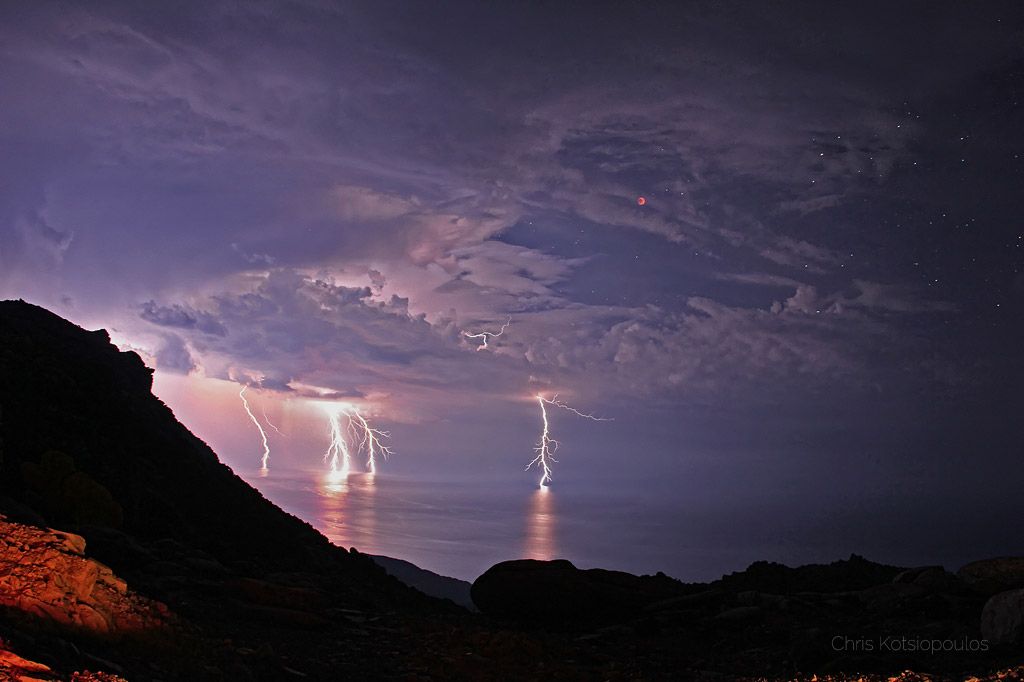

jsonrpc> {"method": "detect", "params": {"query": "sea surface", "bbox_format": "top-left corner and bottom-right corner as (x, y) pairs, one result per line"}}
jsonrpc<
(248, 468), (676, 582)
(154, 374), (1022, 584)
(237, 465), (1017, 584)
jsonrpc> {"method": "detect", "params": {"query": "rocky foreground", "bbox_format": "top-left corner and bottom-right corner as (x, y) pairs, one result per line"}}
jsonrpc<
(0, 299), (1022, 680)
(1, 515), (1023, 680)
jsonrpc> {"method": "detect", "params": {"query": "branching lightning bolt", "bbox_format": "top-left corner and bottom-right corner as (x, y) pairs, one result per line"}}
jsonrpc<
(320, 403), (392, 477)
(239, 385), (271, 470)
(526, 395), (558, 487)
(350, 411), (393, 475)
(262, 407), (285, 436)
(461, 313), (609, 487)
(323, 406), (352, 476)
(547, 397), (612, 422)
(462, 316), (511, 351)
(526, 394), (612, 488)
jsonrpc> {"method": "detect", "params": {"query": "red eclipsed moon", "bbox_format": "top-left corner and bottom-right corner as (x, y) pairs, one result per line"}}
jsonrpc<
(636, 196), (647, 206)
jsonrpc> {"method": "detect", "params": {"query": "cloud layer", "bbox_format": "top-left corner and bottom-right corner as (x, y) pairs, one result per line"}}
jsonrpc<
(1, 0), (1019, 453)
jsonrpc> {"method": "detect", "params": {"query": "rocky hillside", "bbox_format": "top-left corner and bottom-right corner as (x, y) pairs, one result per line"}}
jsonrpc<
(0, 300), (405, 589)
(0, 300), (461, 679)
(470, 557), (1024, 677)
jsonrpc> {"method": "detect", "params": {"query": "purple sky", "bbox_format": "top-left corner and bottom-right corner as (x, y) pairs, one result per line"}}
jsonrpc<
(2, 2), (1022, 525)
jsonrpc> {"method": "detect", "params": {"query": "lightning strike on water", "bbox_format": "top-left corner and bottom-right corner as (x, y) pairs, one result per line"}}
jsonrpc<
(526, 395), (557, 487)
(462, 316), (511, 351)
(350, 411), (393, 475)
(239, 385), (271, 471)
(526, 394), (612, 488)
(319, 402), (392, 478)
(323, 406), (353, 477)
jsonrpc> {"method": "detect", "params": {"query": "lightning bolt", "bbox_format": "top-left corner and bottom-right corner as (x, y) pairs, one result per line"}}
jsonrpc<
(350, 411), (393, 475)
(262, 406), (285, 436)
(239, 385), (271, 471)
(526, 394), (611, 488)
(319, 403), (392, 477)
(462, 316), (511, 351)
(526, 395), (557, 487)
(546, 397), (612, 422)
(323, 405), (353, 477)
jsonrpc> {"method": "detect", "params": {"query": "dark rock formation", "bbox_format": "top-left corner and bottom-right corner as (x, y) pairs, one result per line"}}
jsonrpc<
(370, 554), (475, 611)
(0, 644), (62, 681)
(893, 566), (960, 591)
(981, 589), (1024, 645)
(0, 640), (129, 681)
(468, 553), (1022, 677)
(959, 557), (1024, 595)
(471, 559), (689, 623)
(712, 554), (904, 594)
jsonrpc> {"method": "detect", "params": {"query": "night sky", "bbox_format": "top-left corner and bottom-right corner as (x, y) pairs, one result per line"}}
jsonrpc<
(2, 2), (1023, 574)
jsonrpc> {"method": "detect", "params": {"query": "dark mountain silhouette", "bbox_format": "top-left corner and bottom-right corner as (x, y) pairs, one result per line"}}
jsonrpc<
(0, 300), (386, 584)
(370, 554), (475, 611)
(0, 300), (457, 679)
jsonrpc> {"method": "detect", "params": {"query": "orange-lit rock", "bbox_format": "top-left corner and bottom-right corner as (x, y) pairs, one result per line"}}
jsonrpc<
(0, 645), (55, 680)
(0, 641), (130, 681)
(0, 515), (167, 635)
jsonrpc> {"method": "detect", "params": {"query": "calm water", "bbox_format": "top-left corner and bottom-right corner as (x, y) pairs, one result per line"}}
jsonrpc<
(237, 465), (1020, 583)
(155, 375), (1022, 583)
(246, 468), (776, 582)
(250, 470), (568, 581)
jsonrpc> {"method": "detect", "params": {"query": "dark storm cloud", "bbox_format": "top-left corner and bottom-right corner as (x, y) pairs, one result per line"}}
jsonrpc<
(0, 0), (930, 283)
(140, 301), (228, 336)
(507, 281), (956, 405)
(1, 0), (1020, 424)
(28, 211), (74, 256)
(153, 333), (196, 374)
(139, 270), (534, 413)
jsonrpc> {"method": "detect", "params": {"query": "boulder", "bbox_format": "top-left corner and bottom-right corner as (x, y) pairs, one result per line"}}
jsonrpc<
(470, 559), (685, 624)
(0, 645), (55, 680)
(981, 588), (1024, 645)
(0, 514), (168, 635)
(892, 566), (959, 591)
(958, 557), (1024, 595)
